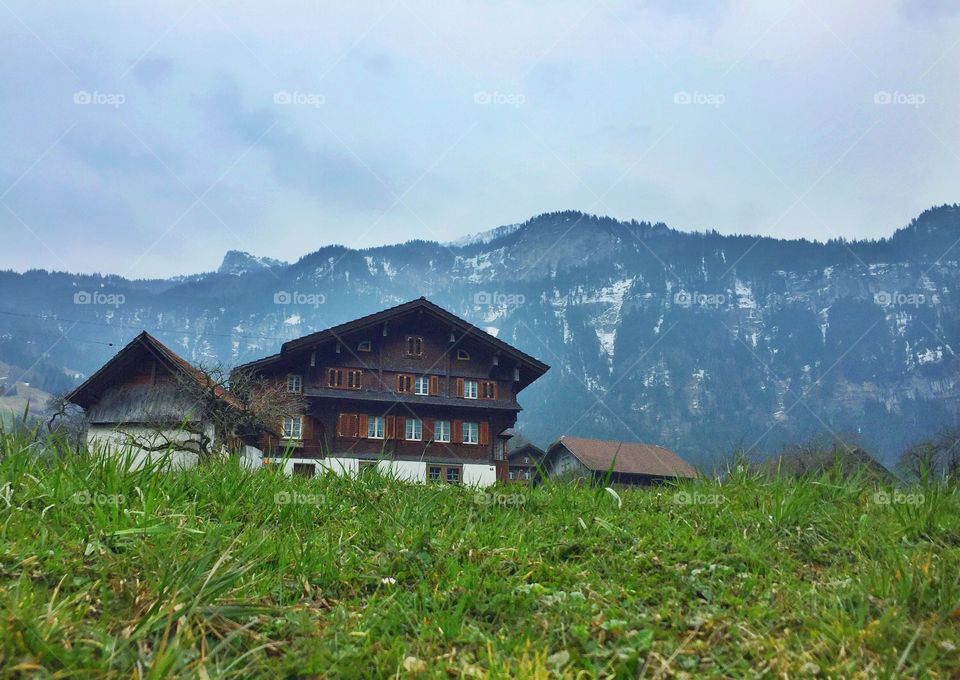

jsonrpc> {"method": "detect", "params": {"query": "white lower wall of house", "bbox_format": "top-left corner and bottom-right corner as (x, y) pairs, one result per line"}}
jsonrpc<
(265, 457), (321, 475)
(462, 463), (497, 487)
(261, 455), (497, 487)
(87, 425), (204, 470)
(380, 459), (426, 482)
(317, 457), (358, 475)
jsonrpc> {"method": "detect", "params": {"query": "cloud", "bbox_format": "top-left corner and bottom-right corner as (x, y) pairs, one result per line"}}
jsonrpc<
(132, 56), (175, 88)
(199, 80), (396, 211)
(363, 53), (394, 76)
(899, 0), (960, 20)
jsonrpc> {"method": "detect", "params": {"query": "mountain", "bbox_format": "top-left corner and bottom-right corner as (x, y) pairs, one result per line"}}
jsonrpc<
(217, 251), (289, 276)
(2, 205), (959, 468)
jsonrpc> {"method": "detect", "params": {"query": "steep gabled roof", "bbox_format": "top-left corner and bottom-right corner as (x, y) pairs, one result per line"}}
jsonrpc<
(509, 442), (545, 462)
(548, 436), (697, 479)
(67, 331), (240, 410)
(235, 297), (550, 391)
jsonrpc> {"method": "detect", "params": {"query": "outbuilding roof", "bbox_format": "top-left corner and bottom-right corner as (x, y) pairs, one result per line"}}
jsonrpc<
(549, 435), (696, 479)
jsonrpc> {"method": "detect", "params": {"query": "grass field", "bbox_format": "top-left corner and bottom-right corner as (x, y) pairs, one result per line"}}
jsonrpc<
(0, 432), (958, 678)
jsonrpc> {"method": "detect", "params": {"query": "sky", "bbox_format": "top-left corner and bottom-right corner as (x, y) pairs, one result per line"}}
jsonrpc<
(1, 0), (959, 278)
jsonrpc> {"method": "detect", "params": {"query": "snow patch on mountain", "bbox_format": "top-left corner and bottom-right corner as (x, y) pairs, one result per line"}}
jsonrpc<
(446, 223), (523, 247)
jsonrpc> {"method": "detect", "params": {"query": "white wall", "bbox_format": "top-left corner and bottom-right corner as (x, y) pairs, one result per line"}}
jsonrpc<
(261, 455), (497, 487)
(463, 463), (497, 487)
(87, 424), (204, 470)
(380, 459), (426, 482)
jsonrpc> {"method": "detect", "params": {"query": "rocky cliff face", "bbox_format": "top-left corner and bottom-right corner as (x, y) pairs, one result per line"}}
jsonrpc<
(2, 205), (958, 467)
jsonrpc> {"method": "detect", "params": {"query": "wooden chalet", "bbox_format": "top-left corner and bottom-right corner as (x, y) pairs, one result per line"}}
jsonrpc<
(506, 440), (545, 484)
(66, 332), (253, 468)
(233, 297), (550, 485)
(543, 436), (696, 485)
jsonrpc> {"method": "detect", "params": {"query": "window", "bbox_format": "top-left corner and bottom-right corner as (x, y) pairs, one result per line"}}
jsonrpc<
(463, 380), (478, 399)
(292, 462), (314, 477)
(456, 349), (470, 361)
(286, 374), (302, 393)
(328, 368), (362, 389)
(347, 370), (362, 389)
(462, 421), (479, 444)
(480, 380), (497, 400)
(415, 376), (430, 396)
(405, 418), (422, 441)
(327, 368), (342, 388)
(282, 416), (303, 440)
(427, 464), (461, 484)
(406, 336), (424, 357)
(358, 460), (378, 474)
(367, 415), (385, 439)
(434, 420), (450, 443)
(357, 341), (372, 352)
(396, 374), (413, 393)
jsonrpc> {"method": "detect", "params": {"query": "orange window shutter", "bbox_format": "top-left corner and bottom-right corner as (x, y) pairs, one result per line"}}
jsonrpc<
(423, 418), (434, 441)
(491, 382), (498, 400)
(429, 375), (439, 395)
(385, 415), (395, 440)
(396, 374), (403, 392)
(350, 414), (360, 438)
(455, 378), (464, 397)
(452, 419), (463, 444)
(479, 421), (490, 446)
(358, 414), (369, 438)
(336, 413), (345, 437)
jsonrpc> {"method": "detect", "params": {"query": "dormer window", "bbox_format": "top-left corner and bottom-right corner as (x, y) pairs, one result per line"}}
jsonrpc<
(456, 349), (470, 361)
(406, 336), (423, 357)
(286, 374), (302, 393)
(357, 341), (372, 352)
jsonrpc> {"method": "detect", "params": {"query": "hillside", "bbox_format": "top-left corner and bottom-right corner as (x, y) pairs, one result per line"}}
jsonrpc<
(1, 205), (960, 466)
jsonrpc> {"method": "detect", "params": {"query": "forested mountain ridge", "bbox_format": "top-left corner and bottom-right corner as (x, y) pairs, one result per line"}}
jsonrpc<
(2, 204), (958, 467)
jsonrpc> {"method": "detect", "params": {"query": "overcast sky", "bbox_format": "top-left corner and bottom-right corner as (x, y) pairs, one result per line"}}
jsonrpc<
(1, 1), (958, 277)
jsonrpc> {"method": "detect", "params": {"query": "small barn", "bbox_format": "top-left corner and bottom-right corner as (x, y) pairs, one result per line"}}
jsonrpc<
(543, 436), (696, 485)
(507, 441), (545, 484)
(67, 332), (252, 469)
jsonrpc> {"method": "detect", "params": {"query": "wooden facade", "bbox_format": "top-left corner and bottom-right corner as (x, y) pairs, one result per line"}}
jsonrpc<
(507, 442), (545, 484)
(237, 298), (549, 484)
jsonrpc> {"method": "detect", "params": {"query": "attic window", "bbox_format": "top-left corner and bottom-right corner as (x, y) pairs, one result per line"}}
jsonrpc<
(286, 374), (302, 393)
(406, 336), (423, 357)
(456, 349), (470, 361)
(357, 341), (372, 352)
